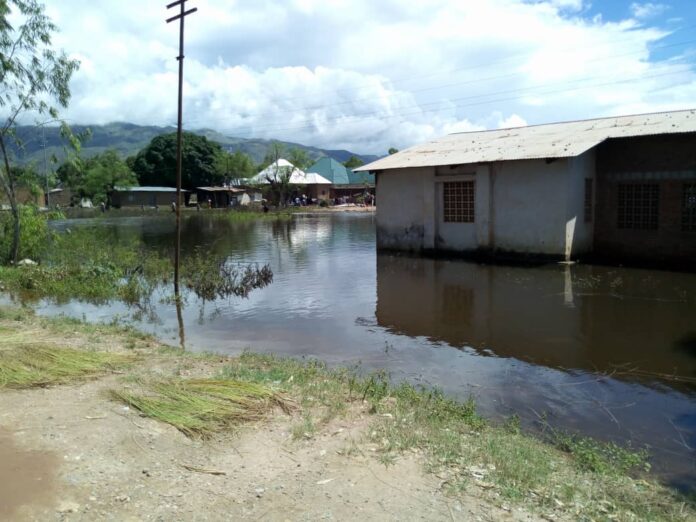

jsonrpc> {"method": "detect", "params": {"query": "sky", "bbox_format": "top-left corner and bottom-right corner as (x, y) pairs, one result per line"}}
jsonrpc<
(28, 0), (696, 154)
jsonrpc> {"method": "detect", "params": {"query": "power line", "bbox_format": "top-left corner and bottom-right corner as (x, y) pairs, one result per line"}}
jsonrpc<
(212, 23), (696, 106)
(180, 38), (696, 129)
(180, 65), (694, 136)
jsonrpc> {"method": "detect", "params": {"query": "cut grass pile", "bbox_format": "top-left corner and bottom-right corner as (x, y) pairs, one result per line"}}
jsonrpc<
(110, 378), (292, 437)
(0, 345), (136, 389)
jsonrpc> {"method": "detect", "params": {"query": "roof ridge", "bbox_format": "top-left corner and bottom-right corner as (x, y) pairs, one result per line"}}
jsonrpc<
(449, 107), (696, 136)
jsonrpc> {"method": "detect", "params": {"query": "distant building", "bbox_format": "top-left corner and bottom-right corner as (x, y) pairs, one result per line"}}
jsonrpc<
(357, 109), (696, 266)
(111, 186), (187, 208)
(0, 185), (44, 209)
(196, 186), (249, 208)
(306, 157), (375, 199)
(47, 187), (72, 208)
(251, 159), (333, 201)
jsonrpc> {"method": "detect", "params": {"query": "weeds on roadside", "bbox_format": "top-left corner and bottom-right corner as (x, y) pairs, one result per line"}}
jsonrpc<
(221, 352), (695, 522)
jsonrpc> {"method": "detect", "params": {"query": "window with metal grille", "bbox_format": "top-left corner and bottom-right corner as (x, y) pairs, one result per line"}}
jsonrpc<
(443, 181), (475, 223)
(584, 178), (593, 223)
(617, 184), (659, 230)
(683, 184), (696, 231)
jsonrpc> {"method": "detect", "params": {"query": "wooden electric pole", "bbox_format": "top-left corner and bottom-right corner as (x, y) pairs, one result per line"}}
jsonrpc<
(166, 0), (197, 301)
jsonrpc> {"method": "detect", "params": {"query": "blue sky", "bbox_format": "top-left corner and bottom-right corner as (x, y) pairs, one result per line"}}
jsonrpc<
(28, 1), (696, 153)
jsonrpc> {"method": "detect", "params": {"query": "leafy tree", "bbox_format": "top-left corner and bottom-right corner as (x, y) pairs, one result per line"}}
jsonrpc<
(343, 156), (364, 169)
(388, 147), (399, 155)
(81, 150), (137, 205)
(214, 150), (255, 179)
(0, 0), (80, 264)
(288, 148), (311, 171)
(259, 142), (295, 207)
(131, 132), (225, 189)
(56, 124), (92, 199)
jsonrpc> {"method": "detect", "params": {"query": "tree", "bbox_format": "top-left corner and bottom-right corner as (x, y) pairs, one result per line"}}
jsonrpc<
(81, 150), (137, 205)
(214, 150), (255, 180)
(260, 142), (295, 207)
(131, 132), (224, 189)
(344, 156), (364, 169)
(388, 147), (399, 155)
(0, 1), (79, 264)
(288, 148), (311, 171)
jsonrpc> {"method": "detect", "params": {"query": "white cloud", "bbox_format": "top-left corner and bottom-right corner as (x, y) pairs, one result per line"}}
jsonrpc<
(10, 0), (695, 154)
(630, 3), (669, 20)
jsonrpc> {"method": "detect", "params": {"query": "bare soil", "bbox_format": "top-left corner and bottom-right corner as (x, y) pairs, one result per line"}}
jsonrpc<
(0, 353), (540, 521)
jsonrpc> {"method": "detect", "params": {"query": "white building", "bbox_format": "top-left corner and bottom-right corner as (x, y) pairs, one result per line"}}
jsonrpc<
(357, 109), (696, 265)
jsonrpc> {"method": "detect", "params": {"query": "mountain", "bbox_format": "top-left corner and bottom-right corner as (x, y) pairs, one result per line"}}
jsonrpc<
(9, 122), (380, 169)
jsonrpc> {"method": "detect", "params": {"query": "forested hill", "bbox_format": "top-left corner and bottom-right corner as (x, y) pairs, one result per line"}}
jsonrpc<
(9, 122), (380, 167)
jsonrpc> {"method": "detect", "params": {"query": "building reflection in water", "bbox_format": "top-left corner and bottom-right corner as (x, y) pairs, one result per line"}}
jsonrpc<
(376, 254), (696, 391)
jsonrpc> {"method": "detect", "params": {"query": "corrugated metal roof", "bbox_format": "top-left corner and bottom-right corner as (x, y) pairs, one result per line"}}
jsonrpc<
(307, 157), (351, 184)
(252, 159), (332, 184)
(114, 186), (186, 192)
(355, 109), (696, 171)
(197, 186), (245, 193)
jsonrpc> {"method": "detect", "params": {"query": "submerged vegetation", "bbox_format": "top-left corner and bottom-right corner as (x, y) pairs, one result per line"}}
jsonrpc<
(0, 209), (274, 306)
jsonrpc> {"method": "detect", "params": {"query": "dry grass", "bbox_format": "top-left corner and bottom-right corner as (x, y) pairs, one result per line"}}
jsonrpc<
(0, 345), (136, 389)
(110, 378), (292, 437)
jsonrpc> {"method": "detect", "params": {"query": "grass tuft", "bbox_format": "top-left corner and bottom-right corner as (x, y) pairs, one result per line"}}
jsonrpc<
(110, 378), (292, 437)
(0, 345), (136, 389)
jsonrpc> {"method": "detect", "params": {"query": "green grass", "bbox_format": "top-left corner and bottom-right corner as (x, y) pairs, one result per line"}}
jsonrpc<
(0, 345), (136, 389)
(204, 208), (298, 222)
(110, 377), (292, 437)
(222, 352), (695, 521)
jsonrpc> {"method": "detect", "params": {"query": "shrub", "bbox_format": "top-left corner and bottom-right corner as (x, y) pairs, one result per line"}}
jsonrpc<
(0, 206), (57, 263)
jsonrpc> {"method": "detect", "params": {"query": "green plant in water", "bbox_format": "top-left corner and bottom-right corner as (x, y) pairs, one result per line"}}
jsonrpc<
(551, 431), (650, 475)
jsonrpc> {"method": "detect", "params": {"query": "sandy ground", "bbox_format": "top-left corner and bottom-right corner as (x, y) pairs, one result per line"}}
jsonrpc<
(0, 355), (541, 522)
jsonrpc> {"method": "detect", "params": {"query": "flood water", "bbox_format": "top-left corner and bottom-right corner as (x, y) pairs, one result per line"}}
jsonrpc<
(6, 213), (696, 489)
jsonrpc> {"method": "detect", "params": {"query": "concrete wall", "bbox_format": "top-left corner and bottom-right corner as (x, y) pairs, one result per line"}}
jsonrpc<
(566, 149), (596, 257)
(376, 167), (433, 251)
(594, 133), (696, 264)
(489, 159), (569, 255)
(376, 158), (591, 259)
(112, 191), (181, 208)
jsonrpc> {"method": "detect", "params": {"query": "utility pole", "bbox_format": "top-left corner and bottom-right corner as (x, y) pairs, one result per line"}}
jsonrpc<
(166, 0), (197, 301)
(42, 125), (49, 208)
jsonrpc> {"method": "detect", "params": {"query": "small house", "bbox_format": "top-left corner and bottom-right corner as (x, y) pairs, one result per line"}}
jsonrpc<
(357, 109), (696, 266)
(306, 157), (375, 200)
(111, 186), (187, 208)
(196, 186), (248, 208)
(252, 159), (333, 201)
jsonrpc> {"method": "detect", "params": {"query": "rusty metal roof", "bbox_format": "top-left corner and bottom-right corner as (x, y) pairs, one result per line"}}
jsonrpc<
(355, 109), (696, 171)
(197, 186), (246, 193)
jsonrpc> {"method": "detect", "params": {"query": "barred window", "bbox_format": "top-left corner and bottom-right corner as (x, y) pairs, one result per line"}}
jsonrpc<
(617, 184), (659, 230)
(443, 181), (475, 223)
(683, 184), (696, 231)
(584, 178), (593, 223)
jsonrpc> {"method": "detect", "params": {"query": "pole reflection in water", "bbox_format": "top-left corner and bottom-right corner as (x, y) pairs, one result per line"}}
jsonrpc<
(176, 295), (186, 350)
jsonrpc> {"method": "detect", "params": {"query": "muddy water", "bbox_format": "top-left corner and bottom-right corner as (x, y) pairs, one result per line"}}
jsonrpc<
(0, 427), (58, 518)
(8, 213), (696, 489)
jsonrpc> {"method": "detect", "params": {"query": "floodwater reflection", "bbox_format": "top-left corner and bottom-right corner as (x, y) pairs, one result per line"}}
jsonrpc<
(376, 255), (696, 390)
(9, 213), (695, 489)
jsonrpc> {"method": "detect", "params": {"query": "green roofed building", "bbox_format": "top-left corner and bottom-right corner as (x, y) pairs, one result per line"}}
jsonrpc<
(306, 157), (375, 200)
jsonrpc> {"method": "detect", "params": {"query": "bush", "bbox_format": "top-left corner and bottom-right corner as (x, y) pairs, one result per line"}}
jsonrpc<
(0, 206), (57, 263)
(319, 199), (329, 208)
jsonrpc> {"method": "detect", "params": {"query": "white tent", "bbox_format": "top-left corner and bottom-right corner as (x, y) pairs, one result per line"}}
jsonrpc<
(252, 159), (332, 185)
